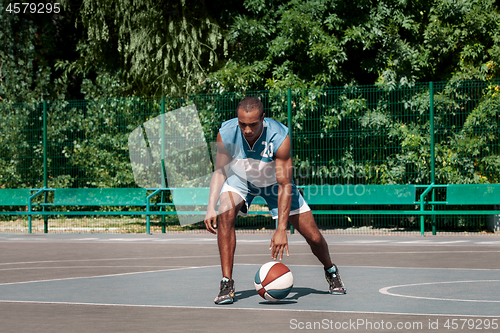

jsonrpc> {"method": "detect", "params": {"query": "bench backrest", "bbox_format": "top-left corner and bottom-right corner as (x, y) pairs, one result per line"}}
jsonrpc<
(1, 185), (420, 208)
(171, 188), (210, 206)
(301, 185), (417, 205)
(53, 188), (147, 206)
(0, 189), (31, 206)
(170, 188), (266, 205)
(447, 184), (500, 205)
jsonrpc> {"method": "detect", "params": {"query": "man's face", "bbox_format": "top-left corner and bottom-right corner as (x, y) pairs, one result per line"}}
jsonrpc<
(237, 108), (264, 144)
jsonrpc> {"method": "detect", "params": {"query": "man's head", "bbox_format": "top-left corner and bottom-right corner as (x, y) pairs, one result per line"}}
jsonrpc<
(237, 97), (265, 144)
(237, 97), (264, 117)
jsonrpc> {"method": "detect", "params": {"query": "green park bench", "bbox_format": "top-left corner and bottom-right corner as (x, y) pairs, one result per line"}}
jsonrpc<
(0, 188), (149, 233)
(146, 185), (419, 231)
(0, 188), (33, 227)
(1, 184), (499, 234)
(0, 189), (31, 206)
(0, 185), (420, 233)
(0, 187), (266, 233)
(146, 187), (269, 232)
(445, 184), (500, 233)
(51, 188), (147, 206)
(412, 183), (500, 234)
(0, 188), (41, 233)
(300, 184), (417, 210)
(446, 184), (500, 205)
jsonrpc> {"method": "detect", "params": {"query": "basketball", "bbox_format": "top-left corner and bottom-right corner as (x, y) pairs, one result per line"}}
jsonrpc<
(254, 261), (293, 301)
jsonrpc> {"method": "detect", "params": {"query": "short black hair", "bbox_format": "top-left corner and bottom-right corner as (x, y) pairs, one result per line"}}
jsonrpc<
(237, 97), (264, 117)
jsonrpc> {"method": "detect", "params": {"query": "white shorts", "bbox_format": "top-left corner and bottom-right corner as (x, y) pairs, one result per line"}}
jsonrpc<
(220, 174), (310, 219)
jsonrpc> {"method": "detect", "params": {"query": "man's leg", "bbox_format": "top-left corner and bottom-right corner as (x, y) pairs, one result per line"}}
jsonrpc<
(288, 211), (333, 269)
(217, 191), (245, 280)
(289, 211), (347, 294)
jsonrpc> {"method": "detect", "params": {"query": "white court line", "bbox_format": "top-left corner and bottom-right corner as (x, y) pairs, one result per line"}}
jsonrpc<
(140, 238), (219, 243)
(106, 237), (215, 242)
(2, 237), (500, 247)
(395, 240), (433, 244)
(236, 263), (500, 272)
(3, 263), (500, 284)
(238, 240), (307, 244)
(0, 299), (499, 318)
(0, 255), (222, 266)
(432, 240), (470, 244)
(1, 264), (500, 317)
(106, 238), (153, 241)
(0, 265), (186, 272)
(237, 240), (270, 243)
(379, 280), (500, 303)
(0, 264), (298, 286)
(0, 253), (307, 266)
(2, 250), (500, 267)
(0, 265), (221, 286)
(339, 240), (389, 244)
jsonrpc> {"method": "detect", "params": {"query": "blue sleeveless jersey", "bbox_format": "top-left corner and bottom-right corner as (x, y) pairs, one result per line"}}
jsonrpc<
(219, 117), (289, 187)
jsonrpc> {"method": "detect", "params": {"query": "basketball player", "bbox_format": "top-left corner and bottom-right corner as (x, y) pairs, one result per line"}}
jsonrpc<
(203, 97), (346, 304)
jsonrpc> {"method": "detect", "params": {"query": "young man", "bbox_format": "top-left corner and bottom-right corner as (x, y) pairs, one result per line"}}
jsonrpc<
(203, 97), (346, 304)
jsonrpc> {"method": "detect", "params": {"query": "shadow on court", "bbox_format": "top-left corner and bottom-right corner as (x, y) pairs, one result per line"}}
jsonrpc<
(235, 287), (327, 304)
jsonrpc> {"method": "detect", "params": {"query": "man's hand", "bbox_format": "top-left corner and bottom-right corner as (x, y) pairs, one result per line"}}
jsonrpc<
(204, 207), (218, 234)
(270, 229), (289, 261)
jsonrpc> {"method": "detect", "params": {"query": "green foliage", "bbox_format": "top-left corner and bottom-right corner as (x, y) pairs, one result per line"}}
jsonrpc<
(3, 0), (500, 101)
(0, 2), (51, 102)
(44, 98), (155, 188)
(0, 103), (43, 188)
(434, 82), (500, 183)
(423, 0), (500, 81)
(283, 81), (500, 186)
(203, 0), (500, 92)
(1, 80), (499, 189)
(0, 0), (82, 102)
(63, 0), (229, 97)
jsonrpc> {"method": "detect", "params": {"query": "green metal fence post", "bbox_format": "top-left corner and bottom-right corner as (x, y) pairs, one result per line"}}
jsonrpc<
(146, 202), (151, 235)
(287, 89), (295, 234)
(147, 189), (162, 235)
(161, 191), (166, 233)
(28, 206), (32, 234)
(161, 97), (166, 188)
(429, 82), (436, 235)
(43, 101), (48, 233)
(420, 183), (434, 236)
(161, 97), (166, 233)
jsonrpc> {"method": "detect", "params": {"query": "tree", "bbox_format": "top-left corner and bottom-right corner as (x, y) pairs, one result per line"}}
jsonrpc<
(59, 0), (233, 97)
(0, 0), (83, 102)
(202, 0), (500, 93)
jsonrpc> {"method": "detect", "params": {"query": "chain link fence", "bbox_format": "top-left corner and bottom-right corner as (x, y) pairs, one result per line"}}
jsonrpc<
(1, 80), (499, 233)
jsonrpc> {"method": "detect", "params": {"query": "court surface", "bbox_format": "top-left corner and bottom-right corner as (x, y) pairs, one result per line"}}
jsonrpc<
(1, 232), (499, 332)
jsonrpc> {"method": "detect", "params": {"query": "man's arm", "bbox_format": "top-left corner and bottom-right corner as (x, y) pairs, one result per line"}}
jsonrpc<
(270, 135), (293, 260)
(204, 132), (232, 234)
